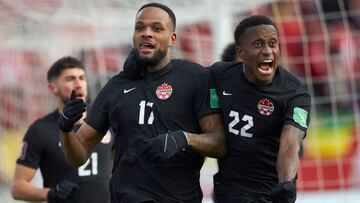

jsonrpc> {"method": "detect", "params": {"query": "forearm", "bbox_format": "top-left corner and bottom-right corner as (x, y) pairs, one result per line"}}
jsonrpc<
(11, 180), (49, 202)
(186, 131), (226, 158)
(277, 124), (304, 182)
(276, 145), (300, 182)
(60, 130), (90, 167)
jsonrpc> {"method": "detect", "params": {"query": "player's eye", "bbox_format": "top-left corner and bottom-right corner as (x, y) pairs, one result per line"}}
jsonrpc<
(269, 40), (278, 48)
(135, 25), (144, 32)
(254, 41), (264, 48)
(153, 26), (163, 32)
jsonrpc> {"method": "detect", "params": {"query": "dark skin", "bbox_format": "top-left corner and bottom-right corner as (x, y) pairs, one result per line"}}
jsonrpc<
(60, 6), (226, 167)
(236, 24), (305, 182)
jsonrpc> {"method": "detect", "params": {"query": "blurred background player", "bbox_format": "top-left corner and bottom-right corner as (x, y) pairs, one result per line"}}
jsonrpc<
(220, 42), (242, 62)
(211, 15), (311, 203)
(11, 56), (113, 203)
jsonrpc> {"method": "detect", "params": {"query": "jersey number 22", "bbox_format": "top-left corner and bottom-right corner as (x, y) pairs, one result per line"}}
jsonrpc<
(228, 110), (253, 137)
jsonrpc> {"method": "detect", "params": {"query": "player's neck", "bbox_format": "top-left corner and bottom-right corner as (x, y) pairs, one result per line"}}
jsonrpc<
(146, 55), (171, 73)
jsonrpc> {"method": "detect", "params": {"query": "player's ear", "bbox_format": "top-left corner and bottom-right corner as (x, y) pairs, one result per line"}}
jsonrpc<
(236, 45), (245, 60)
(48, 83), (59, 96)
(168, 32), (176, 47)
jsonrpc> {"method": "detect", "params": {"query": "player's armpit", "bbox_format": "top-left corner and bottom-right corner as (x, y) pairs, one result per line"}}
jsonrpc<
(186, 113), (226, 158)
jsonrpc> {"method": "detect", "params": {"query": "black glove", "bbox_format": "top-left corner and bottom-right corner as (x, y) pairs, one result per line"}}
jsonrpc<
(123, 48), (145, 80)
(58, 90), (86, 132)
(47, 180), (79, 203)
(270, 181), (296, 203)
(141, 130), (188, 162)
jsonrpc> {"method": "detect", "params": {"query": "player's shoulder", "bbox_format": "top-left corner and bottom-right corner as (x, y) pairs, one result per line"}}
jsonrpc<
(25, 111), (57, 138)
(101, 72), (133, 90)
(110, 72), (133, 83)
(279, 67), (305, 86)
(209, 61), (241, 74)
(171, 59), (205, 73)
(30, 111), (57, 128)
(278, 66), (309, 94)
(209, 61), (242, 81)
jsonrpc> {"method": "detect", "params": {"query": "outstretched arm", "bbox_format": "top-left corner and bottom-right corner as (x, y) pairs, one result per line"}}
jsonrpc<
(186, 113), (226, 158)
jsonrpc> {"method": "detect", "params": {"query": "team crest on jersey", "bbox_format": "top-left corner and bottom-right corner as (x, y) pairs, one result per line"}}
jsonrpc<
(257, 98), (274, 116)
(156, 83), (173, 100)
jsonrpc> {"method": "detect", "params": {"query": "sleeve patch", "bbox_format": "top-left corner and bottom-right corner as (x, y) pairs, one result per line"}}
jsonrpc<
(210, 88), (219, 109)
(293, 107), (308, 128)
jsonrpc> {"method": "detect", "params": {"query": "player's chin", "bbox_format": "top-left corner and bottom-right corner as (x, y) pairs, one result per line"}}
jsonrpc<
(257, 75), (273, 85)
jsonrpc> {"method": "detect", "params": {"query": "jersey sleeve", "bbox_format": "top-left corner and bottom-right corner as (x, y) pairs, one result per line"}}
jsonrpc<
(208, 61), (224, 88)
(16, 123), (43, 169)
(85, 83), (112, 135)
(283, 87), (311, 134)
(193, 68), (220, 120)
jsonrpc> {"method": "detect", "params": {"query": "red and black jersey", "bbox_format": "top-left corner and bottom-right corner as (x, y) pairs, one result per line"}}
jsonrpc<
(17, 110), (113, 203)
(85, 59), (219, 203)
(210, 62), (311, 199)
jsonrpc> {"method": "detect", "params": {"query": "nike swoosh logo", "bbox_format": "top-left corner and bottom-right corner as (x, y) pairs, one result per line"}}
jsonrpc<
(123, 87), (136, 93)
(222, 90), (232, 96)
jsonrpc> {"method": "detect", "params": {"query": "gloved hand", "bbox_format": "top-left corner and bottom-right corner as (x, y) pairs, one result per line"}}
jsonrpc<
(141, 130), (188, 162)
(47, 180), (79, 203)
(123, 48), (145, 80)
(58, 90), (86, 132)
(270, 181), (296, 203)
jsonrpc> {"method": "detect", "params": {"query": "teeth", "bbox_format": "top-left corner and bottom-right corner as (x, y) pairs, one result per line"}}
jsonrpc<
(262, 59), (273, 63)
(140, 42), (152, 46)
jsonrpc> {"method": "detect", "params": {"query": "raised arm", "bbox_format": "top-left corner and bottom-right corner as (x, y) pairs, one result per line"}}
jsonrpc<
(60, 122), (103, 167)
(58, 90), (104, 166)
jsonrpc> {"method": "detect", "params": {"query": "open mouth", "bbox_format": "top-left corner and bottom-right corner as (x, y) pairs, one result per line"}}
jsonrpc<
(76, 92), (84, 98)
(139, 42), (155, 50)
(258, 59), (274, 74)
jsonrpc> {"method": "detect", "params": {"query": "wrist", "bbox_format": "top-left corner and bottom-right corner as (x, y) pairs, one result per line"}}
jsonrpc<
(183, 131), (189, 144)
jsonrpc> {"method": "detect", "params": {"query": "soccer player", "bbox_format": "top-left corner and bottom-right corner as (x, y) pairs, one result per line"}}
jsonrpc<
(11, 57), (113, 203)
(58, 3), (226, 203)
(210, 15), (311, 203)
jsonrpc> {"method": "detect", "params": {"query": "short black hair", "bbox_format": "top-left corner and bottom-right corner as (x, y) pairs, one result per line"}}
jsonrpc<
(47, 56), (84, 82)
(221, 42), (237, 62)
(234, 15), (276, 45)
(137, 3), (176, 31)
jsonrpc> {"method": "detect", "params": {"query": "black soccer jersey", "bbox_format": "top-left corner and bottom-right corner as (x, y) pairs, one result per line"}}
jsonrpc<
(17, 110), (113, 203)
(85, 59), (219, 203)
(210, 62), (311, 198)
